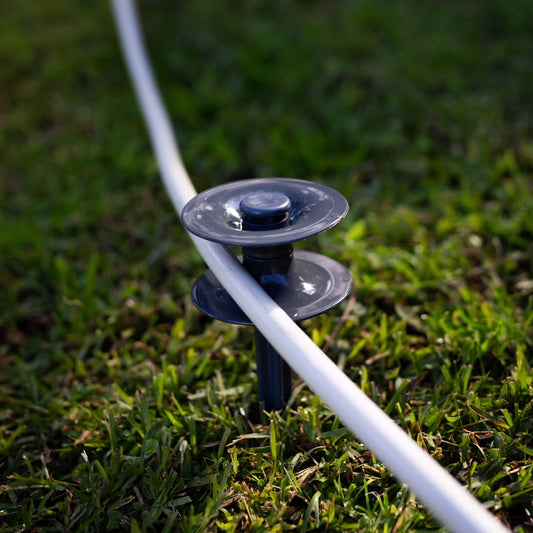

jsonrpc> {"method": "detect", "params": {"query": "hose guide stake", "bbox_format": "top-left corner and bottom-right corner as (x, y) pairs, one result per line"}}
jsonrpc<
(182, 178), (352, 410)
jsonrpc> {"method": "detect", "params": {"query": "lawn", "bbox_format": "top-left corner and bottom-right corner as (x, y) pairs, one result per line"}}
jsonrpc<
(1, 0), (533, 531)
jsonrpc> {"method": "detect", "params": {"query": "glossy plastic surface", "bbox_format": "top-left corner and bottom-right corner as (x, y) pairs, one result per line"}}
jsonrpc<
(240, 191), (291, 219)
(181, 178), (348, 246)
(191, 250), (353, 325)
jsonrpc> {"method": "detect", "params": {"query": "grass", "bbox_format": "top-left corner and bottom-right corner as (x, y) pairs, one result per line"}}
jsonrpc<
(1, 0), (533, 531)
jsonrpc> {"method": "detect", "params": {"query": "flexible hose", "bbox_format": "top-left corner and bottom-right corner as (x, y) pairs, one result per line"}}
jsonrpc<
(110, 1), (509, 531)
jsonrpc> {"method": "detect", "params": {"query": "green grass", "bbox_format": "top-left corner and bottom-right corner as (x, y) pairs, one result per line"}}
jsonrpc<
(1, 0), (533, 531)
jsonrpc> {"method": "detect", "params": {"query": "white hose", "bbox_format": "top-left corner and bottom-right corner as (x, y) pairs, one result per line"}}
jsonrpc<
(110, 1), (509, 532)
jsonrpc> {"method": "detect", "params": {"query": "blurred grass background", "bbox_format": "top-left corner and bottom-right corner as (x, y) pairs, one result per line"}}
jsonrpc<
(1, 0), (533, 531)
